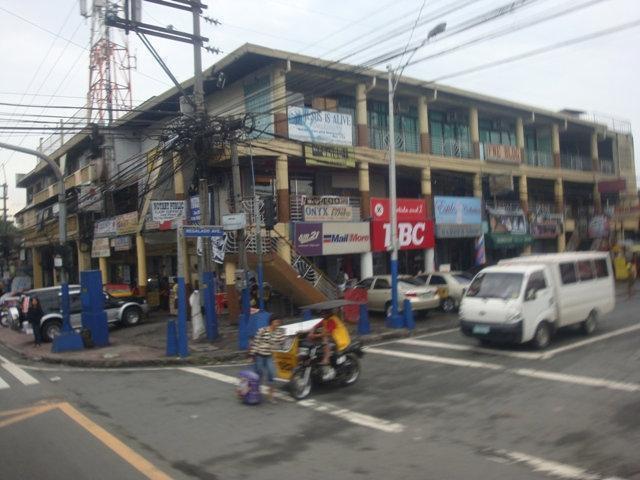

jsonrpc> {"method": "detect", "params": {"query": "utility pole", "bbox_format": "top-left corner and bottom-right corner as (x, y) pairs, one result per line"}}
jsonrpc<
(387, 65), (401, 328)
(1, 181), (7, 279)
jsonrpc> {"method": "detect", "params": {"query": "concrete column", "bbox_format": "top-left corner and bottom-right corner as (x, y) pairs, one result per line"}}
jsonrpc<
(99, 257), (109, 285)
(418, 96), (431, 154)
(355, 83), (369, 147)
(173, 153), (185, 200)
(473, 172), (483, 198)
(358, 162), (370, 219)
(273, 69), (288, 139)
(32, 248), (43, 289)
(552, 124), (561, 168)
(224, 260), (240, 324)
(593, 183), (602, 214)
(76, 241), (91, 275)
(276, 155), (290, 222)
(554, 178), (566, 252)
(469, 107), (480, 158)
(590, 131), (599, 172)
(424, 248), (435, 273)
(421, 167), (433, 219)
(360, 252), (373, 279)
(516, 117), (525, 163)
(135, 233), (148, 295)
(274, 223), (291, 264)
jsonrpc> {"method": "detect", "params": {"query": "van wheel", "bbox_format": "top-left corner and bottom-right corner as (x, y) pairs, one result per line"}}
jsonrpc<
(532, 321), (552, 350)
(581, 310), (598, 335)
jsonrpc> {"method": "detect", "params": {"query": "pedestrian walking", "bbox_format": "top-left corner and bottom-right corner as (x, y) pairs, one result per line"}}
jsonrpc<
(27, 297), (44, 347)
(189, 281), (205, 340)
(249, 316), (284, 403)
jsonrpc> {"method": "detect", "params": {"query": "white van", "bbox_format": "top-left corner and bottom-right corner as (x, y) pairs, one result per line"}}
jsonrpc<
(459, 252), (615, 349)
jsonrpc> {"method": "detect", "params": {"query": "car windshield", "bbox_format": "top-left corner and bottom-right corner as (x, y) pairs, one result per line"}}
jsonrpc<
(466, 272), (523, 300)
(400, 278), (424, 286)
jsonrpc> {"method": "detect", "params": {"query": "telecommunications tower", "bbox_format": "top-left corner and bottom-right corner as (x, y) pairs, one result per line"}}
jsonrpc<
(81, 0), (133, 125)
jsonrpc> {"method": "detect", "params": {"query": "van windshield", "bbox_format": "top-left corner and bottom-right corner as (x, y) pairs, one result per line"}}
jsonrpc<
(466, 272), (524, 300)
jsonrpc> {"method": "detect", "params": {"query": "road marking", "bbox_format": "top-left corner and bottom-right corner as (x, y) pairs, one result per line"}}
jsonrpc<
(180, 367), (405, 434)
(512, 369), (640, 393)
(489, 449), (626, 480)
(0, 376), (8, 390)
(0, 352), (39, 385)
(0, 403), (58, 429)
(397, 338), (544, 360)
(366, 347), (504, 370)
(413, 327), (461, 339)
(541, 324), (640, 359)
(367, 348), (640, 394)
(57, 402), (173, 480)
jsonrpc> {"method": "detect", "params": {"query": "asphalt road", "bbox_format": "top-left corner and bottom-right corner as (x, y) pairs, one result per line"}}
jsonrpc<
(1, 294), (639, 480)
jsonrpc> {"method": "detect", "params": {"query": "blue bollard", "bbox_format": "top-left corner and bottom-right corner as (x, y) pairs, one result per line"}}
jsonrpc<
(302, 309), (312, 320)
(176, 277), (189, 357)
(403, 299), (415, 330)
(166, 319), (178, 356)
(238, 285), (251, 350)
(202, 271), (218, 341)
(358, 304), (370, 335)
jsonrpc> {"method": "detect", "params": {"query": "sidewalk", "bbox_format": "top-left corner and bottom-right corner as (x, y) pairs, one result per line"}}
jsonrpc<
(0, 310), (459, 368)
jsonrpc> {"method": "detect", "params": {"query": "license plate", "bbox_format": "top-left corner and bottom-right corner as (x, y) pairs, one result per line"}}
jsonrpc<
(473, 325), (490, 335)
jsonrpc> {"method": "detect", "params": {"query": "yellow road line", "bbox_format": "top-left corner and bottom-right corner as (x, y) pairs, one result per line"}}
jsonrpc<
(0, 403), (58, 429)
(57, 402), (173, 480)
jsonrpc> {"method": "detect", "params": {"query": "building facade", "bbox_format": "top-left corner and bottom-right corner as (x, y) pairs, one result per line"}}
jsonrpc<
(14, 44), (638, 314)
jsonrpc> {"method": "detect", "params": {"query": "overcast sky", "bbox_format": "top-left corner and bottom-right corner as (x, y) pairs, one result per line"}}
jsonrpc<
(0, 0), (638, 215)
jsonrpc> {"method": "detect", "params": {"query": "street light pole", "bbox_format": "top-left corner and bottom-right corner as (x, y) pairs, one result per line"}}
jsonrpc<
(0, 142), (82, 351)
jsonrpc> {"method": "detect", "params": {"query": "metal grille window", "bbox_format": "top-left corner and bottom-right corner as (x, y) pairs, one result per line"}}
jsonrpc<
(367, 100), (419, 153)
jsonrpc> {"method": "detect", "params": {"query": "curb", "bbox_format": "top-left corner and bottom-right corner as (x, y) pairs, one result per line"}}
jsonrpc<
(0, 322), (456, 369)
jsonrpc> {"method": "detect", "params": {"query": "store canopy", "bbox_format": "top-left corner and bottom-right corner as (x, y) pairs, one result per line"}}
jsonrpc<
(486, 233), (533, 248)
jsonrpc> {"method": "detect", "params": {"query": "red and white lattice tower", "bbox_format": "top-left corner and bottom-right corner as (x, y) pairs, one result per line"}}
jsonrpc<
(83, 0), (132, 125)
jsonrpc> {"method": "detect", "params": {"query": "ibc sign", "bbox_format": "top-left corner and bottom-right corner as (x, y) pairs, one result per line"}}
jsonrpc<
(370, 198), (435, 252)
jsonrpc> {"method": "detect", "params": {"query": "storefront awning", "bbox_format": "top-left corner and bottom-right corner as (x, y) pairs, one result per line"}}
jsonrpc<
(486, 233), (533, 248)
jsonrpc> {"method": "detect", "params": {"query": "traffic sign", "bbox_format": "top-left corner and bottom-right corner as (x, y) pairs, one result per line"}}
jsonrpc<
(183, 226), (224, 238)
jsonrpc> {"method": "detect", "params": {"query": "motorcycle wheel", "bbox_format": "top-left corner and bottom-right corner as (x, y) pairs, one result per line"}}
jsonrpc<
(340, 354), (360, 386)
(289, 366), (312, 400)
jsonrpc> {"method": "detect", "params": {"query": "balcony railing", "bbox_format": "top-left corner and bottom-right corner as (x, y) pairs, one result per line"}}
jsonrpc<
(599, 158), (614, 174)
(525, 150), (553, 168)
(431, 137), (473, 159)
(29, 163), (98, 207)
(368, 126), (419, 153)
(561, 154), (592, 172)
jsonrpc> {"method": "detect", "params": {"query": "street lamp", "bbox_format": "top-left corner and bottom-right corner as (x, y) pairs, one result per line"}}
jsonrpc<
(387, 23), (446, 328)
(0, 142), (82, 351)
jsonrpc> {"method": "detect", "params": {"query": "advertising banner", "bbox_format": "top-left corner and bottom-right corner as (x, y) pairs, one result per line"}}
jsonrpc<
(487, 207), (528, 235)
(151, 201), (185, 222)
(530, 212), (563, 238)
(293, 222), (323, 257)
(301, 196), (353, 221)
(483, 143), (522, 164)
(288, 106), (353, 146)
(370, 198), (428, 223)
(370, 220), (435, 252)
(94, 218), (116, 238)
(91, 238), (110, 258)
(304, 144), (355, 169)
(433, 196), (482, 225)
(78, 185), (103, 212)
(321, 222), (370, 255)
(111, 236), (132, 252)
(114, 212), (138, 236)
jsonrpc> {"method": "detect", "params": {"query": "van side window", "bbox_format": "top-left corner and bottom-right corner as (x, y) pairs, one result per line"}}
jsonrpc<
(560, 262), (577, 284)
(525, 271), (547, 297)
(594, 259), (609, 278)
(577, 260), (594, 281)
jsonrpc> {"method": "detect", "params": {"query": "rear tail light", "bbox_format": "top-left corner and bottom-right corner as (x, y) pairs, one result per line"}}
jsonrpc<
(405, 291), (418, 297)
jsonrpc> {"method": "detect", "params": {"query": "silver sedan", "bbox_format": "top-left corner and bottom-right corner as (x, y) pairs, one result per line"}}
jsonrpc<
(355, 275), (440, 317)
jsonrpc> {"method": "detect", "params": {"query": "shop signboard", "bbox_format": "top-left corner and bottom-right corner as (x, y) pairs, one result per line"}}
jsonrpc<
(151, 200), (185, 222)
(111, 236), (132, 251)
(371, 198), (428, 223)
(487, 207), (528, 235)
(222, 213), (247, 231)
(302, 196), (353, 221)
(293, 222), (323, 257)
(288, 106), (353, 146)
(304, 144), (355, 169)
(483, 143), (522, 164)
(78, 185), (103, 212)
(433, 196), (482, 238)
(91, 238), (110, 258)
(115, 212), (138, 235)
(530, 212), (564, 238)
(370, 220), (435, 252)
(189, 194), (212, 224)
(94, 218), (117, 238)
(321, 222), (370, 255)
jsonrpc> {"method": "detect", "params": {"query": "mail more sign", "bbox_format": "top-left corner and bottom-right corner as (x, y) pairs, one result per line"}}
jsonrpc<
(302, 197), (353, 222)
(294, 222), (370, 256)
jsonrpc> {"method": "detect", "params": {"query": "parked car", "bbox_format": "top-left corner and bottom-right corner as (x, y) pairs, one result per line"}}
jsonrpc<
(25, 286), (149, 342)
(355, 275), (440, 317)
(415, 271), (472, 313)
(459, 252), (615, 349)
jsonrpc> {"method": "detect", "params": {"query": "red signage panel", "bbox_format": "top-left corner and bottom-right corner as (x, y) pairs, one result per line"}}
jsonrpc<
(370, 198), (428, 223)
(370, 220), (435, 252)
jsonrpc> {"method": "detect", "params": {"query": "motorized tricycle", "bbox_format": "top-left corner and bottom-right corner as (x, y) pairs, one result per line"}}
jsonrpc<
(272, 300), (364, 400)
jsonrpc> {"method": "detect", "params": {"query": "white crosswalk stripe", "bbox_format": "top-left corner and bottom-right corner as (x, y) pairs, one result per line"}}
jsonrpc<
(0, 353), (39, 387)
(0, 375), (9, 390)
